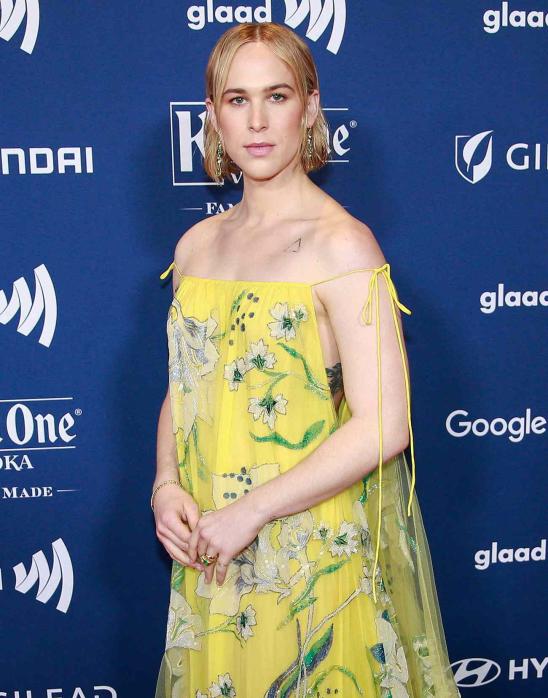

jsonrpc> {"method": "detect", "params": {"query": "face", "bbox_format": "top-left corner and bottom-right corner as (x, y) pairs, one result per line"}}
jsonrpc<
(206, 41), (319, 181)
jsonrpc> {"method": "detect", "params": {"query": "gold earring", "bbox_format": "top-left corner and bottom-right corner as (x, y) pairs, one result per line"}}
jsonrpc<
(215, 136), (224, 179)
(306, 127), (313, 159)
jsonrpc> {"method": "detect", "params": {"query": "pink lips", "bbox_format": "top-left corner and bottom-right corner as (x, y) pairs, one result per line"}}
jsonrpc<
(245, 143), (274, 157)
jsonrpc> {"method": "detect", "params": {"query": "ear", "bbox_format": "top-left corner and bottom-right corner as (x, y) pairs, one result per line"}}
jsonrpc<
(304, 89), (320, 128)
(205, 97), (219, 132)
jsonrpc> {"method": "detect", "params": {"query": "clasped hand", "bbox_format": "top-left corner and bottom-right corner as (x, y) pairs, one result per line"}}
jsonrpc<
(187, 496), (266, 586)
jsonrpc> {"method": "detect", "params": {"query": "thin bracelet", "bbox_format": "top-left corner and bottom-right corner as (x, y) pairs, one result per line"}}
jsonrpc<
(150, 479), (182, 511)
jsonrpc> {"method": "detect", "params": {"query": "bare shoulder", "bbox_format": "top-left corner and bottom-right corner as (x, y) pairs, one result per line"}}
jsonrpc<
(173, 211), (228, 270)
(317, 210), (386, 275)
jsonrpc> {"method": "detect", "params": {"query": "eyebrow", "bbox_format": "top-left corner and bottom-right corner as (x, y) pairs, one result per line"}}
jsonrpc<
(221, 83), (295, 97)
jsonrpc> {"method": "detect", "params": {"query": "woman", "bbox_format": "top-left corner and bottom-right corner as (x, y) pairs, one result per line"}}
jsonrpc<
(153, 21), (460, 698)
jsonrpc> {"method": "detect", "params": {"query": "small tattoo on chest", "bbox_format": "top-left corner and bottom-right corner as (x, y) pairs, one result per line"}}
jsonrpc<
(325, 361), (343, 397)
(284, 237), (302, 253)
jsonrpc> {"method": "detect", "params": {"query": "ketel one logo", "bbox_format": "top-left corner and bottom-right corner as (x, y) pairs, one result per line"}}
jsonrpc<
(0, 0), (40, 54)
(0, 538), (74, 613)
(171, 102), (354, 185)
(187, 0), (347, 55)
(0, 263), (57, 347)
(455, 130), (494, 184)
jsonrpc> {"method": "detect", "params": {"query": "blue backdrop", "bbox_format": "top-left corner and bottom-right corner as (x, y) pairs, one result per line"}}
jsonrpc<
(1, 1), (546, 695)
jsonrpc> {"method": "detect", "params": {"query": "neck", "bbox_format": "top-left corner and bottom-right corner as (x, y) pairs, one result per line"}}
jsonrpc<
(235, 163), (316, 227)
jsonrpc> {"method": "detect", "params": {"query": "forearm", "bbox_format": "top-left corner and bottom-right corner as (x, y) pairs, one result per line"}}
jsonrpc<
(245, 415), (407, 523)
(154, 392), (179, 486)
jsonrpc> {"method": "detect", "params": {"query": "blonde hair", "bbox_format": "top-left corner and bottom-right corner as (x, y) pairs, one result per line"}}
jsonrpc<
(203, 22), (330, 183)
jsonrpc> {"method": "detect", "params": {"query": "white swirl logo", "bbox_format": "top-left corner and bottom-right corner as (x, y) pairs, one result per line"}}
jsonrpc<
(0, 538), (74, 613)
(455, 130), (494, 183)
(0, 0), (40, 54)
(0, 263), (57, 347)
(283, 0), (346, 54)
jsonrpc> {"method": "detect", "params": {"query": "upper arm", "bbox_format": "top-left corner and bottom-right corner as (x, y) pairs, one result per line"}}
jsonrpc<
(318, 224), (411, 455)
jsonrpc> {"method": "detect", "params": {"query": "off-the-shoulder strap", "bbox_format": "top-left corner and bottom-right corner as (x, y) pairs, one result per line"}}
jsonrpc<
(314, 263), (415, 604)
(159, 260), (184, 280)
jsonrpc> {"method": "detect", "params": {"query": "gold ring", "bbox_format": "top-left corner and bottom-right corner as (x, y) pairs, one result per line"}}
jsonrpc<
(200, 554), (218, 566)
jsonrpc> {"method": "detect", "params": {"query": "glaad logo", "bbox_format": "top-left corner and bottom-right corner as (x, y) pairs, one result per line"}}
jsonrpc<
(0, 263), (57, 346)
(171, 101), (355, 186)
(484, 3), (548, 34)
(474, 539), (546, 570)
(455, 130), (493, 183)
(186, 0), (347, 54)
(1, 146), (94, 174)
(451, 656), (548, 687)
(480, 283), (548, 313)
(446, 408), (546, 443)
(0, 0), (40, 54)
(0, 538), (74, 613)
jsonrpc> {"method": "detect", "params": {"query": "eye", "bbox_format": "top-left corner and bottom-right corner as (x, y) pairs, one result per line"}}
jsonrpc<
(271, 92), (286, 102)
(230, 96), (246, 105)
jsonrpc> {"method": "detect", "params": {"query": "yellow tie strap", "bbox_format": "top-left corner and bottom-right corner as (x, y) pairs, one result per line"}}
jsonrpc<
(361, 263), (415, 603)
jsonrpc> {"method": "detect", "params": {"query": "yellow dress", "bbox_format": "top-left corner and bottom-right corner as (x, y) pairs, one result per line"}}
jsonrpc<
(155, 260), (461, 698)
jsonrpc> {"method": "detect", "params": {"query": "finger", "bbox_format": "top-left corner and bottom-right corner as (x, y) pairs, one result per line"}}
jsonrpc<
(204, 549), (218, 585)
(216, 558), (230, 586)
(156, 514), (192, 550)
(162, 538), (205, 571)
(183, 498), (201, 530)
(166, 516), (193, 548)
(187, 524), (201, 563)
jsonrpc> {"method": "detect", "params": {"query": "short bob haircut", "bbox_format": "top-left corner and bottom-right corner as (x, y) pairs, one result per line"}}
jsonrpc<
(203, 22), (330, 183)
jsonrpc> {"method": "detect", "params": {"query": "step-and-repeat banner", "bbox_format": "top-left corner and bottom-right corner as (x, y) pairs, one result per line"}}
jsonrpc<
(1, 2), (546, 696)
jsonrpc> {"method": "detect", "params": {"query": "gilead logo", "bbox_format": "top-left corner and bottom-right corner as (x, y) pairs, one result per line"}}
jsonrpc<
(475, 539), (546, 570)
(484, 3), (548, 33)
(0, 688), (117, 698)
(455, 130), (548, 183)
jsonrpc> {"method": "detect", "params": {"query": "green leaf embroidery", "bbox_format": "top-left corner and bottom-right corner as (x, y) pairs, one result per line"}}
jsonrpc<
(250, 419), (325, 450)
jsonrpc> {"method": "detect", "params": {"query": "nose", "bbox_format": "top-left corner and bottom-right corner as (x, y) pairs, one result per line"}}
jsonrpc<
(248, 101), (268, 132)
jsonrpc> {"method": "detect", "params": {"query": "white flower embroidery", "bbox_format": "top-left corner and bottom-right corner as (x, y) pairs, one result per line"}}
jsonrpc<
(209, 672), (236, 697)
(244, 338), (276, 371)
(165, 589), (204, 651)
(329, 520), (359, 557)
(248, 393), (288, 430)
(224, 357), (250, 391)
(312, 520), (334, 542)
(236, 604), (257, 640)
(267, 302), (308, 340)
(376, 615), (410, 698)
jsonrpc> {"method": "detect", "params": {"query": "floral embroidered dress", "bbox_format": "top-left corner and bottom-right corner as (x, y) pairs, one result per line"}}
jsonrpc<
(154, 260), (461, 698)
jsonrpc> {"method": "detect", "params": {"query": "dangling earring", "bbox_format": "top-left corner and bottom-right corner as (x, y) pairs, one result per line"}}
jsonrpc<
(215, 136), (224, 179)
(306, 127), (313, 160)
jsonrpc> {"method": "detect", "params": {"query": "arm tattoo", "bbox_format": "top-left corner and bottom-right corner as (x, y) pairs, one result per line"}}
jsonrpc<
(325, 361), (343, 397)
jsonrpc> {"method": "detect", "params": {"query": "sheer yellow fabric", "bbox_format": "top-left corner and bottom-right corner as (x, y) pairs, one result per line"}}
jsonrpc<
(155, 260), (461, 698)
